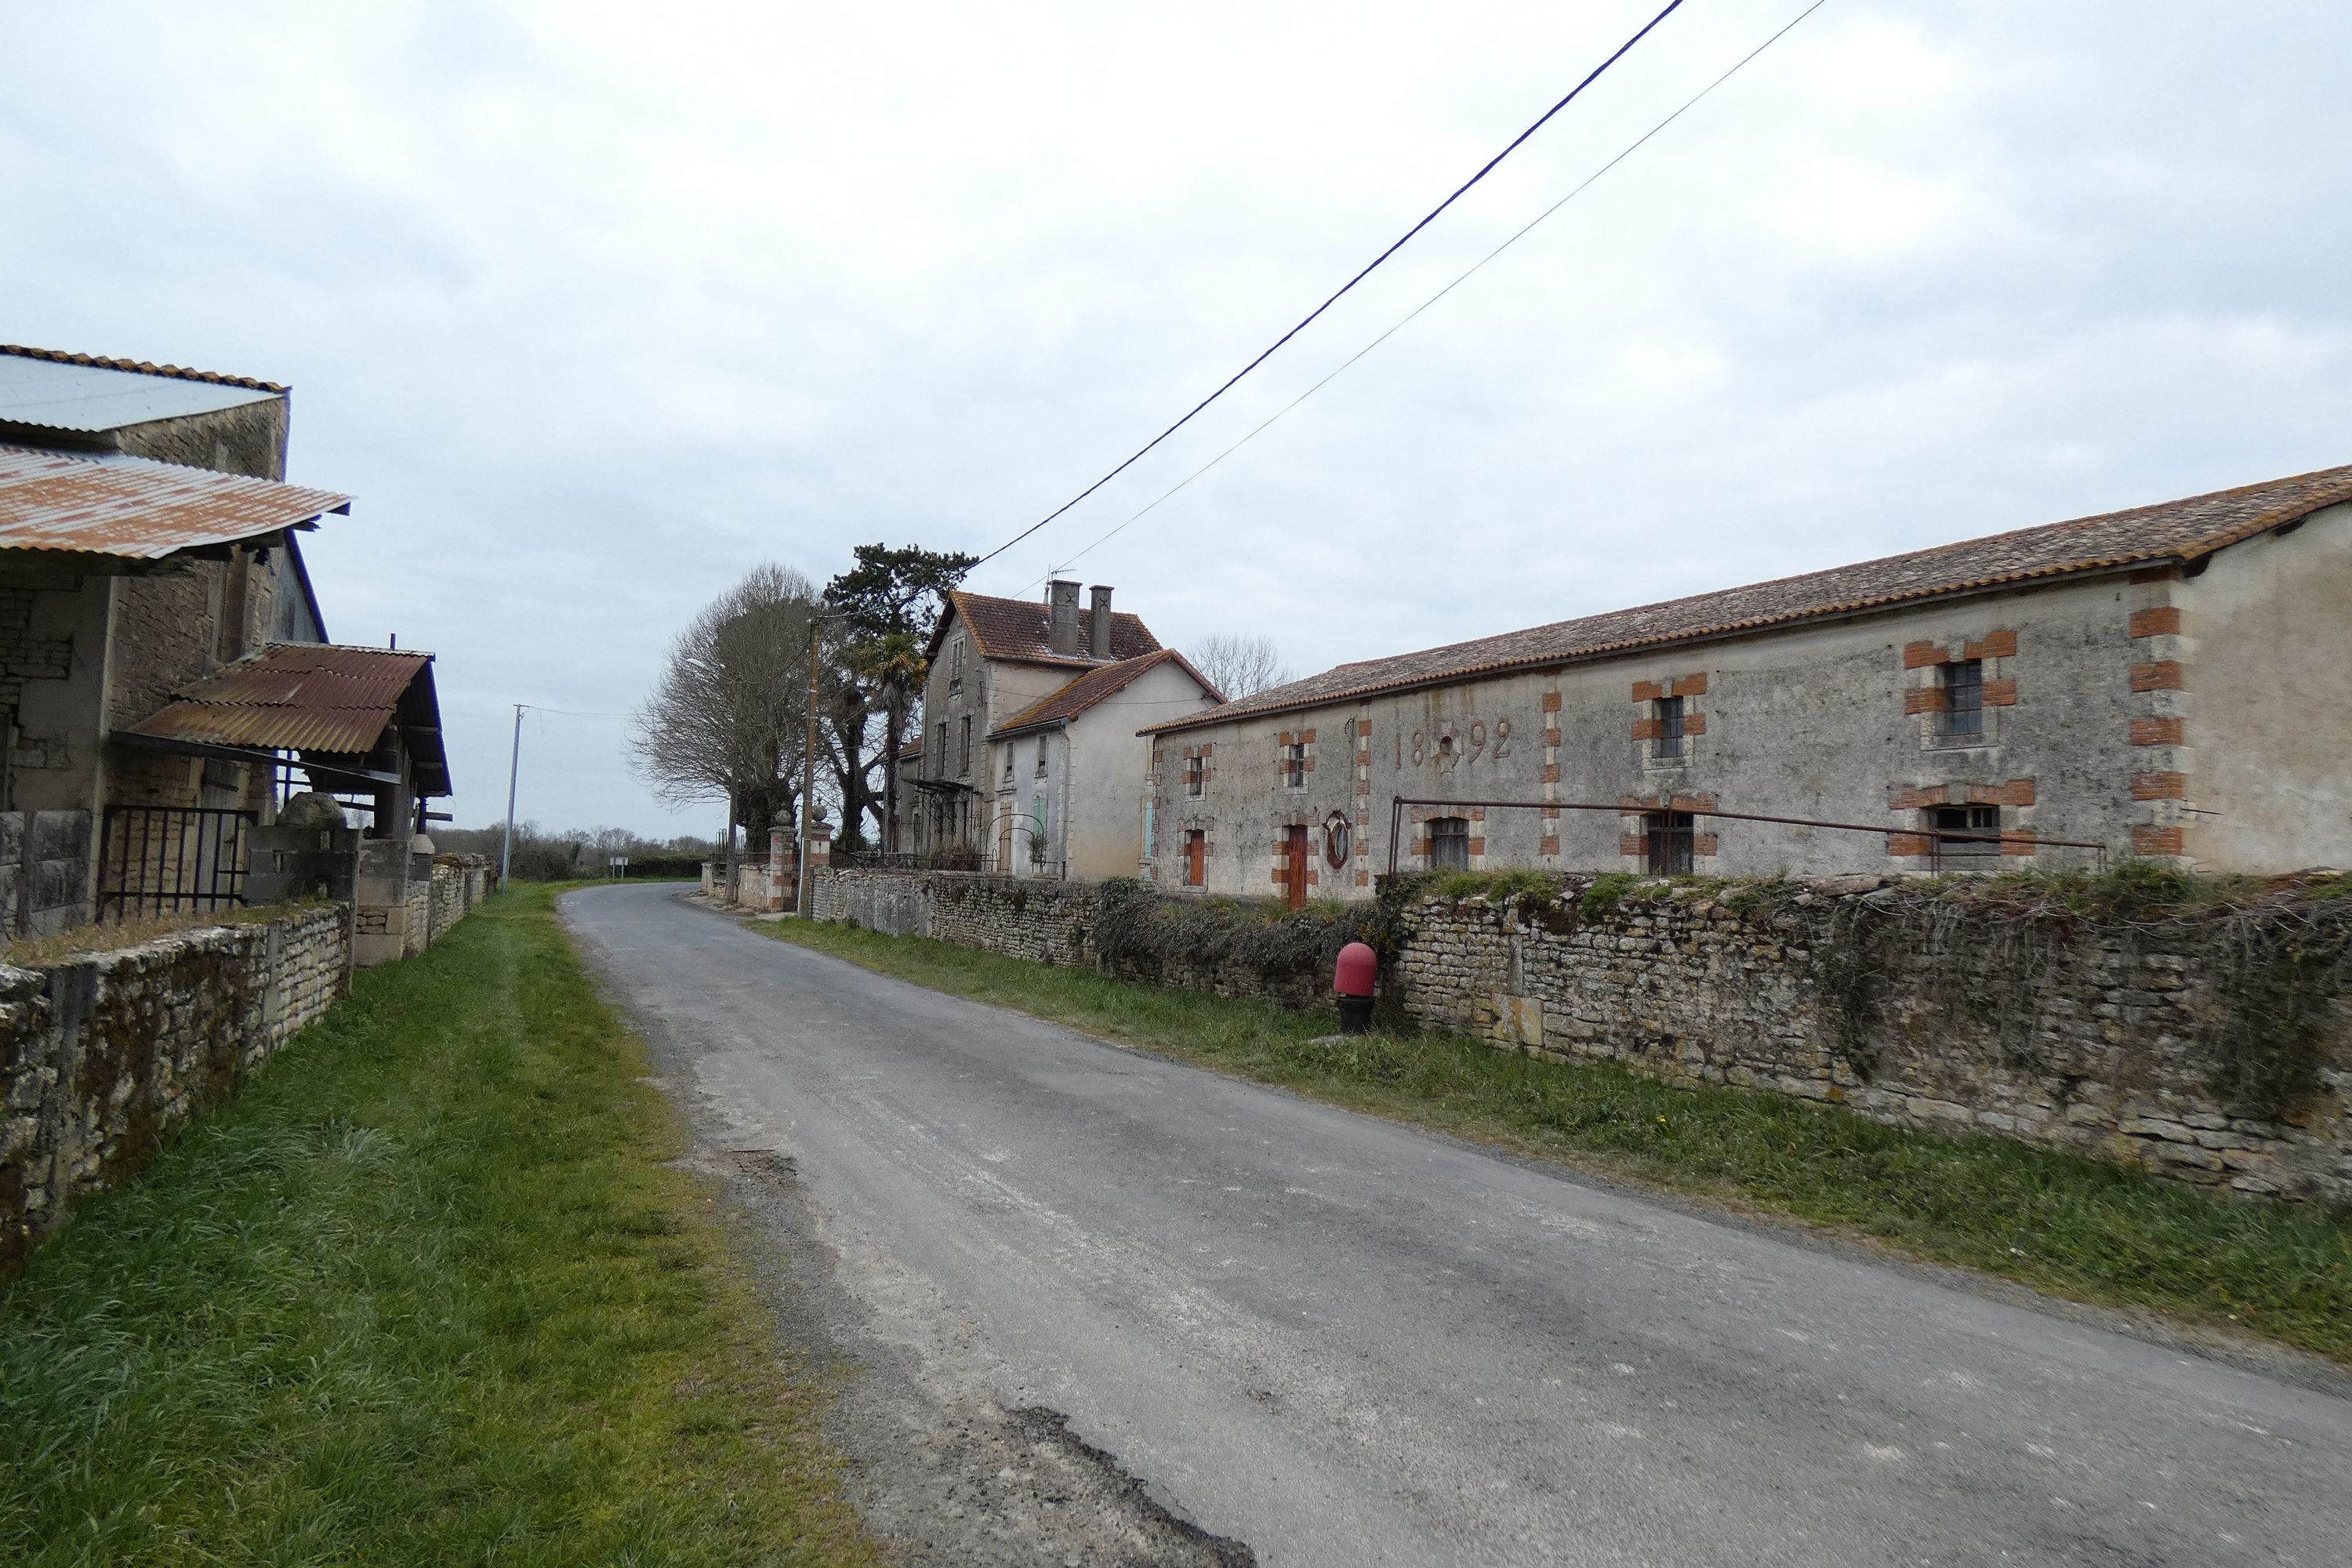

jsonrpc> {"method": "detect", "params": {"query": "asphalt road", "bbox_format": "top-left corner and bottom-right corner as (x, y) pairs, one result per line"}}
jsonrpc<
(564, 884), (2352, 1567)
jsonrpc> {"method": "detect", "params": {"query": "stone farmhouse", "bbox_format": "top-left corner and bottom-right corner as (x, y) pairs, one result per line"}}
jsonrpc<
(896, 579), (1220, 878)
(1140, 463), (2352, 905)
(0, 344), (455, 947)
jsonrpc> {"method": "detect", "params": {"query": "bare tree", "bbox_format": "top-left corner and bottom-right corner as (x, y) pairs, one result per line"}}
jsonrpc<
(628, 563), (821, 888)
(1188, 633), (1292, 701)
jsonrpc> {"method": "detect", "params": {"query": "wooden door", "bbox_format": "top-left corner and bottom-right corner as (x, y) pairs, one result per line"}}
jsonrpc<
(1283, 825), (1309, 910)
(1186, 830), (1205, 887)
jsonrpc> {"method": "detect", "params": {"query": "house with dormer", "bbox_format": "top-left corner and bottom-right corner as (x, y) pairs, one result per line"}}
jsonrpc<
(898, 579), (1220, 878)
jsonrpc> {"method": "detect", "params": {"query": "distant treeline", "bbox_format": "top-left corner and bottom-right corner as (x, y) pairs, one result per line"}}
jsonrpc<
(431, 824), (718, 883)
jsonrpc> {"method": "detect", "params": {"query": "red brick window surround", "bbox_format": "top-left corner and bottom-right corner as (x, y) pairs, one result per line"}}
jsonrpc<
(1905, 631), (2016, 748)
(1276, 728), (1314, 789)
(1632, 673), (1706, 763)
(1184, 754), (1204, 796)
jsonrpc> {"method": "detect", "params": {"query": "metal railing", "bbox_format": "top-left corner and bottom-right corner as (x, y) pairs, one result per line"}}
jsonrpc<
(1385, 797), (2111, 877)
(98, 805), (254, 920)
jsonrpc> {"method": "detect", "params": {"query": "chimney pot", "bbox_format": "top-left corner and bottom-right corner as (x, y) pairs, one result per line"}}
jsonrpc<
(1047, 579), (1081, 657)
(1088, 585), (1114, 660)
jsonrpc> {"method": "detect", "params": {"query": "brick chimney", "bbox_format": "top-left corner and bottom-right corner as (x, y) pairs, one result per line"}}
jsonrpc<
(1047, 579), (1080, 656)
(1088, 585), (1114, 660)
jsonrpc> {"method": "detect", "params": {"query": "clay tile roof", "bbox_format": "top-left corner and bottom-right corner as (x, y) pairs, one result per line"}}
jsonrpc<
(129, 643), (449, 794)
(938, 590), (1161, 666)
(989, 649), (1221, 738)
(0, 444), (350, 560)
(0, 343), (285, 394)
(1143, 461), (2352, 736)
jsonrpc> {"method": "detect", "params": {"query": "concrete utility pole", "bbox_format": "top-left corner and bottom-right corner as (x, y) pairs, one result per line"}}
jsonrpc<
(798, 609), (843, 915)
(799, 619), (823, 914)
(499, 702), (523, 890)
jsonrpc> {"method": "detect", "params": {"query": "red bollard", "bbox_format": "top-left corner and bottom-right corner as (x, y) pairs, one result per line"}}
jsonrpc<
(1334, 941), (1377, 1035)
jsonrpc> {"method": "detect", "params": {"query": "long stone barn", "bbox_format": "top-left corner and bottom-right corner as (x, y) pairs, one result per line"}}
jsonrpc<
(1139, 463), (2352, 903)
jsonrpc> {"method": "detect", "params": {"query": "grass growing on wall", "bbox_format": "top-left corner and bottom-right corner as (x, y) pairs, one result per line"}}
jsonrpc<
(757, 916), (2352, 1367)
(0, 884), (878, 1568)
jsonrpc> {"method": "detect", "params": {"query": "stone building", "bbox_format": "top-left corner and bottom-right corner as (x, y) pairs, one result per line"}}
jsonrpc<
(1140, 463), (2352, 903)
(0, 343), (447, 928)
(897, 581), (1220, 878)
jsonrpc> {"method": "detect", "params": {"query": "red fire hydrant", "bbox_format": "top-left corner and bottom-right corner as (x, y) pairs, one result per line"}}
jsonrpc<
(1334, 941), (1377, 1036)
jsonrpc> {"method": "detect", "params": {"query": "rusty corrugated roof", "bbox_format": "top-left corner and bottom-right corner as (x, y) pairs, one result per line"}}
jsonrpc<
(0, 444), (350, 559)
(1142, 462), (2352, 736)
(130, 643), (434, 757)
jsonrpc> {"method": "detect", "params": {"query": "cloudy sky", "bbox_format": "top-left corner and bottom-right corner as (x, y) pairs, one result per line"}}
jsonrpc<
(4, 1), (2346, 836)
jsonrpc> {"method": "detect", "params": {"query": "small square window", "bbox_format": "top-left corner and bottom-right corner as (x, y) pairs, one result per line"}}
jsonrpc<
(1428, 815), (1470, 870)
(1185, 755), (1205, 797)
(1655, 695), (1686, 758)
(1281, 742), (1306, 789)
(1645, 811), (1694, 876)
(1930, 803), (2000, 866)
(1940, 659), (1984, 740)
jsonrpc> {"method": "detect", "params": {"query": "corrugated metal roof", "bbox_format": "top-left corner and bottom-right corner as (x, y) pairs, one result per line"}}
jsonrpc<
(0, 444), (350, 559)
(0, 345), (281, 432)
(1143, 461), (2352, 736)
(130, 643), (434, 757)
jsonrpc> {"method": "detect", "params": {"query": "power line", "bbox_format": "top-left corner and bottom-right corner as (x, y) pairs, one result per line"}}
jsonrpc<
(518, 703), (631, 719)
(1022, 0), (1830, 588)
(968, 0), (1689, 571)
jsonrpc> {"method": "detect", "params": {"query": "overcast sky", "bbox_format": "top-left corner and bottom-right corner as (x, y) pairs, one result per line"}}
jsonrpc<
(4, 1), (2347, 837)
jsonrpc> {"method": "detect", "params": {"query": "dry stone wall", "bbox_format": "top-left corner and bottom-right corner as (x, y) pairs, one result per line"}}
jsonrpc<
(0, 904), (351, 1279)
(813, 868), (1096, 966)
(1396, 877), (2352, 1204)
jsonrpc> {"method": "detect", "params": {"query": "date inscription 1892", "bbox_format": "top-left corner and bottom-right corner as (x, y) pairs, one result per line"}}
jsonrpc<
(1396, 718), (1512, 771)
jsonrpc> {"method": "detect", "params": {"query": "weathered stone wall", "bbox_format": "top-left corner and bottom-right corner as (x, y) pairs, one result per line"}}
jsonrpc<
(807, 867), (2350, 1203)
(809, 868), (1327, 1003)
(1396, 877), (2352, 1204)
(813, 868), (1098, 966)
(0, 811), (93, 937)
(0, 902), (351, 1279)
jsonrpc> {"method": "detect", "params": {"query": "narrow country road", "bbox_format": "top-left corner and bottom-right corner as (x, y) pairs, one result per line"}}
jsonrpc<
(563, 884), (2352, 1568)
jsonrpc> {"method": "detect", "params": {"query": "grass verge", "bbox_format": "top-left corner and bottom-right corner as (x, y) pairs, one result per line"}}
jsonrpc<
(758, 917), (2352, 1366)
(0, 884), (878, 1567)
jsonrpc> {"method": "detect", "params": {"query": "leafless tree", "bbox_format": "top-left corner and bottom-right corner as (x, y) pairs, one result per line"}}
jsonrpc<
(1189, 633), (1293, 701)
(628, 563), (822, 888)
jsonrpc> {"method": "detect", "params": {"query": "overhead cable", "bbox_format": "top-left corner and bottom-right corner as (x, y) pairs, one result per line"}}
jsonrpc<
(1022, 0), (1831, 587)
(967, 0), (1689, 570)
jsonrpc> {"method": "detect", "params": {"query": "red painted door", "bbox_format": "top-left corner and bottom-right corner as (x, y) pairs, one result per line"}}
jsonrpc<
(1283, 825), (1309, 910)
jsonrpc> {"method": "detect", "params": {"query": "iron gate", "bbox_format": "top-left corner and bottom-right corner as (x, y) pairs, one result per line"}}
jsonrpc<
(98, 805), (253, 920)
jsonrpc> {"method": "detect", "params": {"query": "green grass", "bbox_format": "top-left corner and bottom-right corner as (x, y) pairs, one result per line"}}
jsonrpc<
(0, 884), (878, 1568)
(760, 917), (2352, 1366)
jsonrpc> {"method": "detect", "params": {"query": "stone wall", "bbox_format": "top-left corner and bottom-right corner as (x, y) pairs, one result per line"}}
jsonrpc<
(0, 902), (351, 1279)
(804, 867), (2350, 1203)
(809, 868), (1330, 1002)
(0, 811), (92, 937)
(1395, 877), (2352, 1204)
(813, 868), (1098, 965)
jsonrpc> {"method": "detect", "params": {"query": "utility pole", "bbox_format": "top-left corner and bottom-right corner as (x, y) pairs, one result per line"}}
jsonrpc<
(798, 617), (823, 914)
(499, 702), (523, 891)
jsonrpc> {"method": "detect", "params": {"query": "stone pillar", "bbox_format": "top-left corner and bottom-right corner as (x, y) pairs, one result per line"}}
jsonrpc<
(767, 827), (792, 913)
(804, 824), (833, 916)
